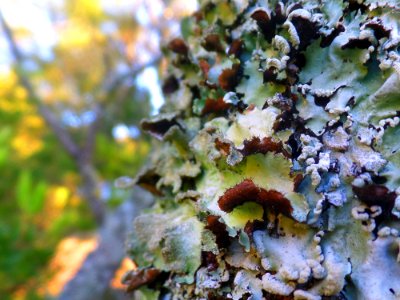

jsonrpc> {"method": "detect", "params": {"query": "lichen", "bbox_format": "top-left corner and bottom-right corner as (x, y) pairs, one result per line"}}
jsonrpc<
(126, 0), (400, 299)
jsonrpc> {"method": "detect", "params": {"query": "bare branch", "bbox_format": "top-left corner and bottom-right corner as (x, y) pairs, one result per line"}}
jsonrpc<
(0, 12), (80, 158)
(102, 55), (162, 98)
(82, 103), (102, 163)
(81, 54), (162, 163)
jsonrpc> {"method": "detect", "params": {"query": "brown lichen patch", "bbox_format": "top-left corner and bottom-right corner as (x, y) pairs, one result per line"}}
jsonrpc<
(341, 38), (372, 50)
(206, 215), (230, 248)
(228, 40), (244, 57)
(215, 137), (289, 160)
(215, 138), (232, 156)
(290, 14), (320, 49)
(293, 174), (304, 192)
(135, 168), (163, 196)
(273, 2), (286, 25)
(251, 9), (276, 41)
(263, 67), (278, 83)
(240, 137), (290, 158)
(218, 179), (293, 217)
(202, 98), (231, 115)
(201, 251), (219, 271)
(168, 38), (189, 55)
(122, 267), (161, 292)
(353, 184), (396, 211)
(162, 75), (179, 95)
(199, 59), (211, 78)
(365, 20), (390, 40)
(202, 34), (224, 52)
(218, 64), (240, 91)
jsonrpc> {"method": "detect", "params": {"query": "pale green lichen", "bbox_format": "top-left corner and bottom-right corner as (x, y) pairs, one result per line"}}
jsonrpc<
(126, 0), (400, 299)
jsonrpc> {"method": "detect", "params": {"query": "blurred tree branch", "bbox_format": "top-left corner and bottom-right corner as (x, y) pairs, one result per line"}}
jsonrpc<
(0, 12), (80, 160)
(0, 11), (106, 224)
(0, 12), (160, 225)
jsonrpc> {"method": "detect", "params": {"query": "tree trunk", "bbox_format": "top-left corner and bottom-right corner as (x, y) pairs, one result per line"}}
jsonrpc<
(58, 187), (153, 300)
(78, 162), (106, 224)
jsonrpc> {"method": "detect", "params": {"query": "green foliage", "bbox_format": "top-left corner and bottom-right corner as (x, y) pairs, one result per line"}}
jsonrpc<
(16, 171), (47, 214)
(0, 0), (152, 297)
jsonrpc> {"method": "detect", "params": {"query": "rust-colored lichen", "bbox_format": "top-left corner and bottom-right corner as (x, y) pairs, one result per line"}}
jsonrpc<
(202, 98), (231, 115)
(218, 64), (240, 91)
(240, 137), (290, 158)
(168, 38), (189, 55)
(218, 179), (293, 217)
(123, 268), (161, 292)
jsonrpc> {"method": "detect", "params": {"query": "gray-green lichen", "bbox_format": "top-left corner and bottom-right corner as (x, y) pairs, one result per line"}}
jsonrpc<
(124, 1), (400, 299)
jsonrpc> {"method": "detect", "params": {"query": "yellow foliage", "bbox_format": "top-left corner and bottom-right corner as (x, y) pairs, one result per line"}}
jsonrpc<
(66, 0), (104, 23)
(58, 21), (104, 49)
(11, 132), (44, 158)
(10, 111), (45, 158)
(0, 70), (18, 96)
(0, 70), (32, 113)
(21, 115), (45, 129)
(55, 20), (106, 93)
(14, 86), (27, 100)
(53, 186), (70, 209)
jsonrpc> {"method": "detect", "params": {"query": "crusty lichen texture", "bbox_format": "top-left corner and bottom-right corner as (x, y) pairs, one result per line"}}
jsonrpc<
(124, 1), (400, 299)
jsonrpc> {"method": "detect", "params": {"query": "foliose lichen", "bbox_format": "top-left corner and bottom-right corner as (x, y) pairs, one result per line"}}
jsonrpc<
(124, 1), (400, 299)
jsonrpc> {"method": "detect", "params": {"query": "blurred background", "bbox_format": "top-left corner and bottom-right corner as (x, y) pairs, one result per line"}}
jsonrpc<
(0, 0), (196, 299)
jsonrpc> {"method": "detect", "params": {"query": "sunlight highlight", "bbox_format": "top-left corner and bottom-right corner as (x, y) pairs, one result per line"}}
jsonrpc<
(42, 235), (98, 297)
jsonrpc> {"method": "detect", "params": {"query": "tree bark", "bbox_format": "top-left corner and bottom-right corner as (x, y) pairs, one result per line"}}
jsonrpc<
(58, 187), (153, 300)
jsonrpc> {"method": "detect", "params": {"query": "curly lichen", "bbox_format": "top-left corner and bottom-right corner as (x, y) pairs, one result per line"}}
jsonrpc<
(126, 1), (400, 299)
